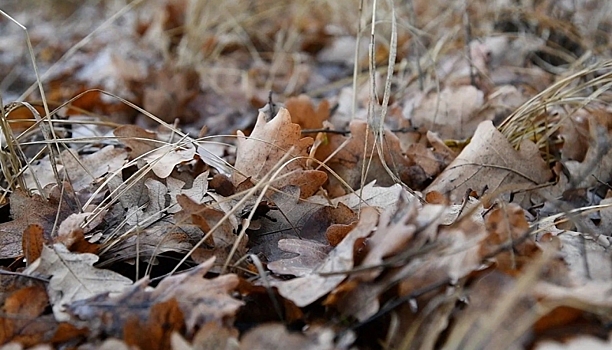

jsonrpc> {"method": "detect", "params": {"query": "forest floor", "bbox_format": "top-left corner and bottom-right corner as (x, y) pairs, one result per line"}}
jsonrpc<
(1, 0), (612, 349)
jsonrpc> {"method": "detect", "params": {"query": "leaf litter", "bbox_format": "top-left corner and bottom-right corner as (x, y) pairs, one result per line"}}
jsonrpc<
(1, 0), (612, 349)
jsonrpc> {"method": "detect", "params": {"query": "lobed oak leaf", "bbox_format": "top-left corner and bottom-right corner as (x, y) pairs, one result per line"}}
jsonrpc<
(0, 188), (76, 259)
(272, 206), (379, 307)
(23, 145), (128, 192)
(315, 120), (418, 196)
(268, 239), (332, 277)
(285, 94), (329, 130)
(426, 121), (551, 205)
(248, 187), (327, 262)
(561, 109), (612, 189)
(24, 244), (133, 322)
(0, 285), (49, 346)
(233, 108), (327, 197)
(333, 200), (487, 321)
(175, 194), (245, 272)
(67, 257), (242, 336)
(167, 171), (210, 214)
(114, 125), (225, 177)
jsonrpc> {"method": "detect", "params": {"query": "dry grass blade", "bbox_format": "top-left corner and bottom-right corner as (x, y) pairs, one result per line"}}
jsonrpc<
(499, 60), (612, 154)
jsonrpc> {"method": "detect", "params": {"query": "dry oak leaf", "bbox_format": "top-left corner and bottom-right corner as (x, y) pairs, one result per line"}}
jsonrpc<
(167, 171), (210, 214)
(233, 107), (327, 198)
(285, 94), (329, 130)
(0, 285), (49, 346)
(24, 244), (133, 322)
(315, 120), (418, 196)
(562, 109), (612, 189)
(426, 121), (551, 205)
(174, 194), (246, 272)
(272, 206), (379, 307)
(249, 186), (327, 262)
(239, 323), (342, 350)
(123, 298), (185, 350)
(268, 239), (333, 277)
(0, 189), (75, 259)
(68, 257), (242, 336)
(24, 145), (127, 191)
(407, 85), (485, 140)
(115, 124), (195, 178)
(333, 201), (486, 321)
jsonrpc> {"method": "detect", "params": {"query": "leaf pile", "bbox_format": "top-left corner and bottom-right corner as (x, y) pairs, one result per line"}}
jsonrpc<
(1, 0), (612, 349)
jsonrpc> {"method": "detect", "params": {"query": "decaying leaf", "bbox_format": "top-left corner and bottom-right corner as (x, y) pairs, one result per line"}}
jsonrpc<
(24, 145), (127, 192)
(426, 121), (552, 204)
(272, 206), (379, 307)
(285, 94), (329, 130)
(268, 239), (332, 277)
(114, 125), (220, 178)
(0, 285), (49, 346)
(233, 107), (327, 197)
(0, 188), (76, 259)
(175, 194), (245, 272)
(24, 244), (133, 321)
(407, 85), (485, 140)
(123, 298), (185, 350)
(68, 257), (242, 336)
(316, 120), (418, 196)
(239, 323), (345, 350)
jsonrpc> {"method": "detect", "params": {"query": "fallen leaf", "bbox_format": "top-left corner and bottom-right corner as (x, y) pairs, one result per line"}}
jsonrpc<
(24, 244), (133, 321)
(272, 206), (379, 307)
(189, 321), (239, 350)
(285, 94), (329, 130)
(68, 257), (242, 336)
(233, 108), (327, 197)
(268, 239), (332, 276)
(408, 85), (485, 140)
(426, 121), (551, 204)
(24, 145), (128, 192)
(0, 189), (76, 259)
(239, 323), (341, 350)
(315, 120), (420, 196)
(114, 125), (199, 178)
(123, 298), (185, 350)
(0, 285), (49, 346)
(22, 224), (44, 266)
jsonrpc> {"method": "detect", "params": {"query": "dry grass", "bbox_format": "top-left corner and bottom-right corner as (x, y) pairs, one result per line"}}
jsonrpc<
(2, 0), (612, 348)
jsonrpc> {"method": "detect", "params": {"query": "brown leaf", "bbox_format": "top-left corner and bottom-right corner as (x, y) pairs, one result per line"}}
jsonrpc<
(285, 94), (329, 130)
(272, 206), (379, 307)
(0, 189), (76, 259)
(426, 121), (552, 204)
(68, 257), (243, 336)
(175, 194), (244, 272)
(0, 285), (49, 346)
(268, 239), (332, 276)
(124, 298), (185, 350)
(408, 85), (485, 140)
(233, 108), (326, 197)
(22, 224), (44, 266)
(248, 187), (327, 262)
(113, 125), (197, 178)
(334, 201), (487, 321)
(239, 323), (339, 350)
(24, 244), (133, 321)
(315, 120), (417, 196)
